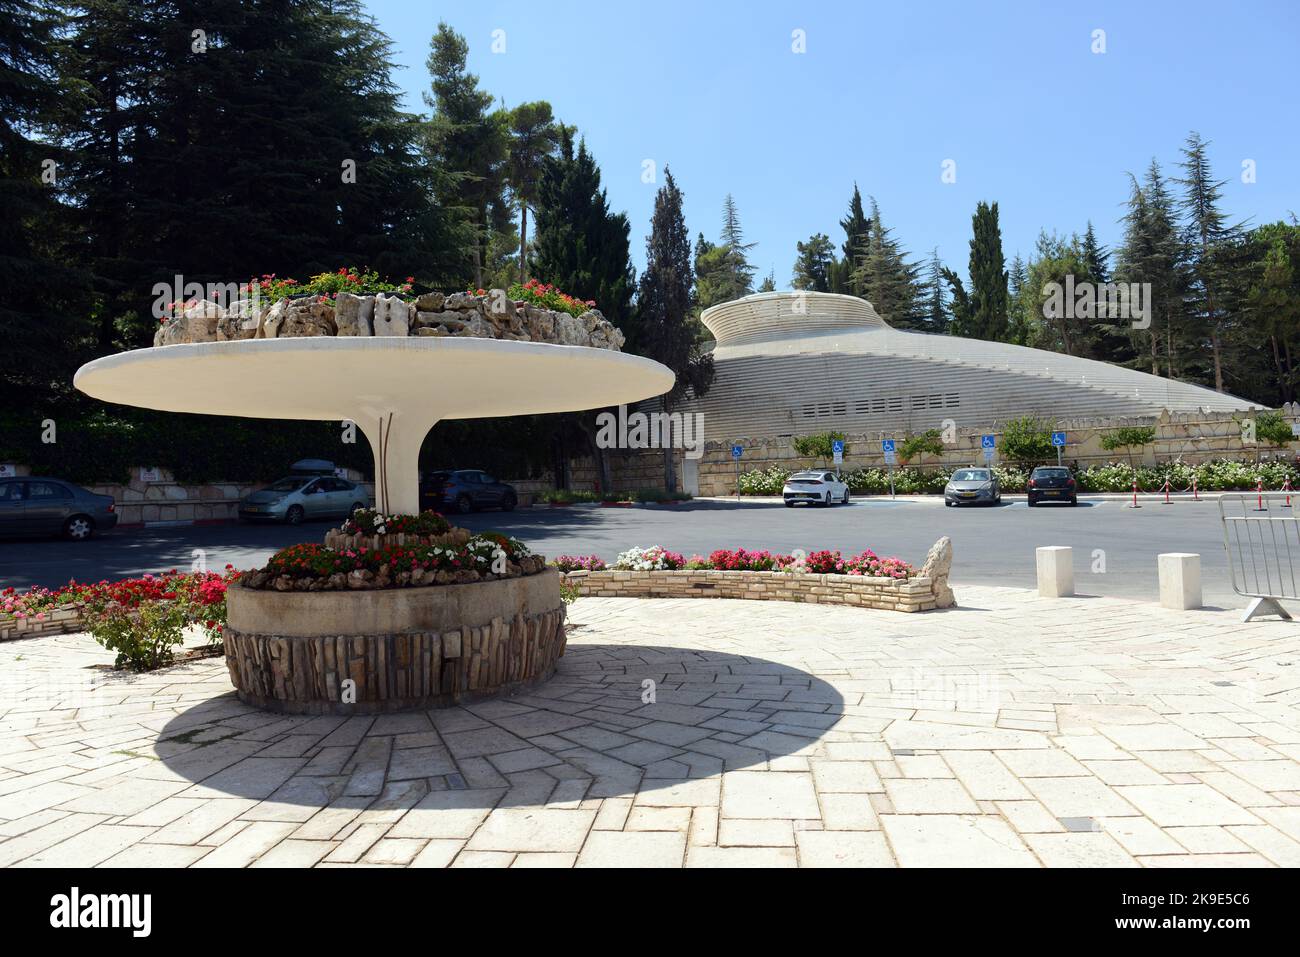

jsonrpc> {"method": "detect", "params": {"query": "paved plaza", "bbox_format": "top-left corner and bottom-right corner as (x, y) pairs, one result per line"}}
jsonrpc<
(2, 586), (1300, 867)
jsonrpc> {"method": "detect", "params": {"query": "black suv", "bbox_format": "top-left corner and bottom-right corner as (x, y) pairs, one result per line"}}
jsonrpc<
(1027, 466), (1078, 506)
(420, 470), (517, 514)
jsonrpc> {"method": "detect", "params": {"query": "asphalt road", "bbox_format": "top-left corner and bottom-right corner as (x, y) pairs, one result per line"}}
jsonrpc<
(0, 495), (1255, 610)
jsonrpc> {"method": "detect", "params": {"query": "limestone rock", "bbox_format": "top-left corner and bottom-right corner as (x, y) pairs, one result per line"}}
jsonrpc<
(919, 536), (955, 608)
(258, 299), (288, 339)
(335, 293), (374, 336)
(280, 298), (337, 337)
(372, 294), (410, 337)
(415, 291), (445, 311)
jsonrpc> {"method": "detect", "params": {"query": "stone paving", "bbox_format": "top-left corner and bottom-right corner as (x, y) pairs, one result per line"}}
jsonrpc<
(2, 586), (1300, 867)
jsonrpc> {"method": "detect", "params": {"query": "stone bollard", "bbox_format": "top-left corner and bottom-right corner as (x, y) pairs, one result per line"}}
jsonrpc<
(1036, 546), (1074, 598)
(1158, 553), (1201, 610)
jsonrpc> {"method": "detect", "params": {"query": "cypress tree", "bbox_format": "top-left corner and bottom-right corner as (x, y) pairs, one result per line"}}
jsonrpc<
(634, 168), (714, 491)
(944, 200), (1008, 341)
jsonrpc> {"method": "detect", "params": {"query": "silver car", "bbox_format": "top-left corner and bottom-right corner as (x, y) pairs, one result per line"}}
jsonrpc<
(944, 467), (1001, 507)
(239, 475), (370, 525)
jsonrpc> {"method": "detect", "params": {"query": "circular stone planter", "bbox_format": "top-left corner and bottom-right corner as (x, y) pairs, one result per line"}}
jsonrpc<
(224, 570), (565, 714)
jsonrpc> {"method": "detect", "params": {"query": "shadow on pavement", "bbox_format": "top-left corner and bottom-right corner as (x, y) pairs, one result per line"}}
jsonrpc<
(153, 643), (844, 810)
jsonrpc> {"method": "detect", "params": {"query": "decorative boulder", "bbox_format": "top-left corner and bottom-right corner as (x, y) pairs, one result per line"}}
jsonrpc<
(335, 293), (374, 336)
(280, 299), (337, 338)
(372, 294), (410, 337)
(258, 299), (288, 339)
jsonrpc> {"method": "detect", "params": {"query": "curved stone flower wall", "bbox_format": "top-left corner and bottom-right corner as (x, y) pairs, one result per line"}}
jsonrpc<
(153, 290), (625, 351)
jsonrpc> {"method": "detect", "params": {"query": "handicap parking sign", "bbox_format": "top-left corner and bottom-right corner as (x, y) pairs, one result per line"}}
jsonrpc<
(881, 439), (896, 453)
(981, 434), (995, 450)
(1051, 431), (1067, 447)
(731, 445), (743, 460)
(832, 439), (845, 454)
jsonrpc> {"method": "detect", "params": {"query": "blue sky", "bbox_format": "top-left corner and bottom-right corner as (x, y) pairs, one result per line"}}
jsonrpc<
(369, 0), (1298, 284)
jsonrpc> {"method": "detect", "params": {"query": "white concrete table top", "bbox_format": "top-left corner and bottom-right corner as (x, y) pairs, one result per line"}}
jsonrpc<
(75, 336), (674, 513)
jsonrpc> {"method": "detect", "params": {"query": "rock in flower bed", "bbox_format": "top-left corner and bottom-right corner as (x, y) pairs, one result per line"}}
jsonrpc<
(239, 510), (545, 592)
(153, 268), (625, 351)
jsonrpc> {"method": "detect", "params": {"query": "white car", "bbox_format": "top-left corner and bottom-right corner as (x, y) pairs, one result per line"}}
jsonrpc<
(783, 470), (850, 507)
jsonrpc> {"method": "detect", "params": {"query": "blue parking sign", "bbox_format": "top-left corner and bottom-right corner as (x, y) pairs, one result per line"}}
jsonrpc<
(881, 439), (896, 453)
(832, 439), (845, 454)
(981, 434), (995, 450)
(1051, 431), (1067, 447)
(731, 445), (743, 460)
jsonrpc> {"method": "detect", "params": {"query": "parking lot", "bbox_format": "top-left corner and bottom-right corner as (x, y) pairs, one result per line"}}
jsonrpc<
(0, 494), (1250, 610)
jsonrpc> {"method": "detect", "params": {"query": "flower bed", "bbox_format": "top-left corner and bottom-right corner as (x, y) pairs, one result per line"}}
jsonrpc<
(565, 538), (954, 613)
(605, 545), (915, 578)
(240, 530), (543, 592)
(2, 568), (238, 670)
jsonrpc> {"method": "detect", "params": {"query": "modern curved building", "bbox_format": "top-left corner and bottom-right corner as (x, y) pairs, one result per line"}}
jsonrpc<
(677, 291), (1254, 439)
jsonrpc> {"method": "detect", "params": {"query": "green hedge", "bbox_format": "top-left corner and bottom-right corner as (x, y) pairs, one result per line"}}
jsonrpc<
(735, 460), (1300, 495)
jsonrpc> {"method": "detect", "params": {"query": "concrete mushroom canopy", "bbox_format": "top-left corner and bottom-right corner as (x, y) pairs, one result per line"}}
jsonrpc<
(75, 336), (675, 513)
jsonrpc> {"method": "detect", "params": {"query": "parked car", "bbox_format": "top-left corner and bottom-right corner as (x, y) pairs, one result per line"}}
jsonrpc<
(1027, 466), (1078, 506)
(238, 475), (370, 524)
(944, 467), (1002, 507)
(420, 470), (517, 514)
(0, 477), (118, 540)
(783, 470), (850, 507)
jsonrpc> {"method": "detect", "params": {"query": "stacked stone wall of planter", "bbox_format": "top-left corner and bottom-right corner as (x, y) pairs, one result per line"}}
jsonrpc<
(564, 537), (955, 612)
(224, 552), (566, 713)
(0, 606), (85, 642)
(153, 290), (625, 351)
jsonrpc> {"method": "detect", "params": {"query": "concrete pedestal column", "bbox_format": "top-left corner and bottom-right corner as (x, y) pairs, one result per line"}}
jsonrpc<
(359, 412), (439, 515)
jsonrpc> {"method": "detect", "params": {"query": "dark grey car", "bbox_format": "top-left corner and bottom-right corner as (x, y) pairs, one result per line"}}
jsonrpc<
(0, 477), (119, 540)
(420, 470), (517, 514)
(944, 467), (1002, 507)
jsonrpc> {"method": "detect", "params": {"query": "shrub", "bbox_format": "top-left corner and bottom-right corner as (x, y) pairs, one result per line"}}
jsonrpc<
(1000, 416), (1055, 466)
(1255, 411), (1296, 448)
(88, 599), (191, 672)
(898, 429), (945, 468)
(341, 509), (449, 537)
(792, 432), (847, 466)
(540, 488), (598, 504)
(611, 546), (686, 570)
(505, 279), (596, 318)
(237, 267), (413, 307)
(552, 555), (607, 572)
(738, 466), (789, 495)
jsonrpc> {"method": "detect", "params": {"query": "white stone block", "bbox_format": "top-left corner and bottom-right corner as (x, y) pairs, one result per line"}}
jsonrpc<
(1158, 552), (1201, 610)
(1036, 546), (1074, 598)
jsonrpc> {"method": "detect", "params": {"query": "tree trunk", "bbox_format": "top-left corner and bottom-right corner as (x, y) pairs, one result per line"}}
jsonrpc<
(1210, 324), (1224, 392)
(662, 399), (677, 491)
(518, 206), (528, 286)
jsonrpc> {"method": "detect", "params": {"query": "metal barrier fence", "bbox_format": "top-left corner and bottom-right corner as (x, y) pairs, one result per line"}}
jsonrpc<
(1220, 492), (1300, 622)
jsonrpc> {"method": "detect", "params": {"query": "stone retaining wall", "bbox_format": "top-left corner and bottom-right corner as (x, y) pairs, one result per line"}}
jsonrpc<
(0, 606), (85, 642)
(224, 607), (567, 714)
(565, 569), (948, 612)
(549, 407), (1300, 497)
(224, 569), (566, 713)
